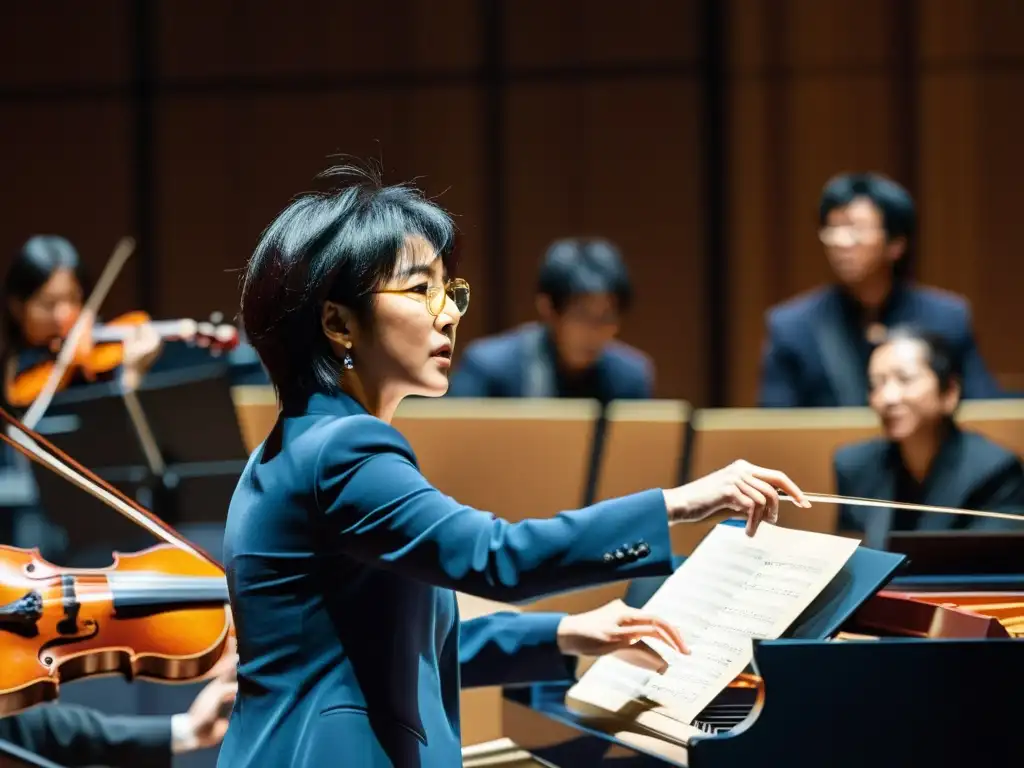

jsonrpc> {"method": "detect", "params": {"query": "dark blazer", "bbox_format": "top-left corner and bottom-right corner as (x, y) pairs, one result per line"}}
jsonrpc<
(833, 427), (1024, 549)
(219, 390), (673, 768)
(0, 704), (172, 768)
(758, 284), (1002, 407)
(448, 322), (653, 402)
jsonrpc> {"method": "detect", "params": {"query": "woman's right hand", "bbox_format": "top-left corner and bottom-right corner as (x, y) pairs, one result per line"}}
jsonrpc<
(663, 460), (811, 537)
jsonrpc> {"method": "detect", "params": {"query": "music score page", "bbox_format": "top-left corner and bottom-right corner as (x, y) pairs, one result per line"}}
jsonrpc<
(568, 523), (859, 727)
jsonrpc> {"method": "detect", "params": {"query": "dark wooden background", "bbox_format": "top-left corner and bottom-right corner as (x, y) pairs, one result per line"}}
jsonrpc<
(1, 0), (1020, 406)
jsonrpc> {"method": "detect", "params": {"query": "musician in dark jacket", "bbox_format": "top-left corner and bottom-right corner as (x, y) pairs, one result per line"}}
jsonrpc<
(0, 663), (236, 768)
(833, 326), (1024, 549)
(448, 237), (653, 402)
(758, 173), (1001, 407)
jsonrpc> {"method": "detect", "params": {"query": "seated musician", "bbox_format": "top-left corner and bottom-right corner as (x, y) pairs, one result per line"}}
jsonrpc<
(0, 659), (236, 768)
(2, 235), (163, 405)
(223, 164), (809, 767)
(833, 325), (1024, 548)
(758, 173), (1001, 407)
(448, 237), (654, 402)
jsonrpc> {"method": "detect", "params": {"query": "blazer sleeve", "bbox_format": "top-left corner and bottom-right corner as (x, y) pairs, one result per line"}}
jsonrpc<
(0, 704), (172, 768)
(757, 312), (803, 407)
(832, 452), (861, 532)
(458, 612), (576, 689)
(314, 415), (674, 602)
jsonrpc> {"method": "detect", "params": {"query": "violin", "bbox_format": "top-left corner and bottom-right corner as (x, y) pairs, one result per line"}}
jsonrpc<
(0, 401), (233, 716)
(6, 310), (240, 408)
(0, 542), (230, 716)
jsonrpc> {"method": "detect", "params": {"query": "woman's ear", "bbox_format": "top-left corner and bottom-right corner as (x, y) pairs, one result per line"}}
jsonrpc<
(321, 301), (356, 349)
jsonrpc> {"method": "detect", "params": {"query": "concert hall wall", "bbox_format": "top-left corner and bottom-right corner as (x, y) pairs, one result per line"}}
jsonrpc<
(0, 0), (1020, 407)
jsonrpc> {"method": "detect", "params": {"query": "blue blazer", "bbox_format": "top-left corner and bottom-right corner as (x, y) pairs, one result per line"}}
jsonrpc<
(833, 427), (1024, 549)
(448, 323), (653, 402)
(219, 390), (673, 768)
(758, 284), (1002, 407)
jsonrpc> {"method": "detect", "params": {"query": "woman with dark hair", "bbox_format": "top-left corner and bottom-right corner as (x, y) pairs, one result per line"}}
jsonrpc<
(2, 235), (162, 405)
(833, 325), (1024, 548)
(220, 164), (809, 768)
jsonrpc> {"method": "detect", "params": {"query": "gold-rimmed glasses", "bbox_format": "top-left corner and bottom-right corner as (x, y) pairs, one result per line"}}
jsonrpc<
(376, 278), (471, 317)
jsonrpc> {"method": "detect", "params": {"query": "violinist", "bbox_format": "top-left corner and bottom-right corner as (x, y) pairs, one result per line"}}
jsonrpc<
(2, 235), (163, 407)
(833, 325), (1024, 549)
(0, 656), (237, 768)
(221, 163), (810, 768)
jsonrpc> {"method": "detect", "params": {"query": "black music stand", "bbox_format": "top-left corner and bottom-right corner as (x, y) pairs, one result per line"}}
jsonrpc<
(25, 359), (248, 565)
(0, 739), (66, 768)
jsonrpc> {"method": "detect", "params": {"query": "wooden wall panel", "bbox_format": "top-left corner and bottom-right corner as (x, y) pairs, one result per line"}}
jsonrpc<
(0, 1), (131, 88)
(157, 0), (480, 79)
(153, 87), (486, 340)
(503, 0), (700, 68)
(504, 78), (705, 401)
(0, 102), (137, 312)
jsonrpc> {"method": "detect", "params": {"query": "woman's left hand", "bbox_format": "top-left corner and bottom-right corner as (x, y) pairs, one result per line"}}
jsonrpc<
(555, 599), (687, 657)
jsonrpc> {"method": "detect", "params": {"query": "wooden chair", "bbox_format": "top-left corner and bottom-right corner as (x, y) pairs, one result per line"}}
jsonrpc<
(958, 399), (1024, 459)
(593, 400), (691, 502)
(231, 385), (278, 453)
(393, 397), (600, 522)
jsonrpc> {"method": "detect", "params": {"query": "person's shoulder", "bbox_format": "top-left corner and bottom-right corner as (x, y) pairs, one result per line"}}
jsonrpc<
(833, 437), (888, 472)
(603, 340), (654, 379)
(459, 323), (536, 369)
(313, 412), (416, 466)
(766, 285), (834, 328)
(960, 429), (1020, 472)
(908, 284), (970, 316)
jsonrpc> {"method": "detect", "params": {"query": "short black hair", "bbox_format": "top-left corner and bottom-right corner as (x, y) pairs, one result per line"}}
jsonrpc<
(882, 324), (962, 393)
(819, 173), (916, 278)
(536, 238), (632, 313)
(3, 235), (90, 351)
(240, 162), (456, 402)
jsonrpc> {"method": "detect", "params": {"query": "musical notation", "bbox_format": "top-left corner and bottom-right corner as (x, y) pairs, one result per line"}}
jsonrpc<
(567, 524), (860, 727)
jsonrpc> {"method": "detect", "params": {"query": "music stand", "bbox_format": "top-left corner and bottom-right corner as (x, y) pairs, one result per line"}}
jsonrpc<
(25, 359), (249, 564)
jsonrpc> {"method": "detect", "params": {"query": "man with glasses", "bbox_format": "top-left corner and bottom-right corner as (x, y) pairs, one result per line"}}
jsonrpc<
(449, 238), (653, 403)
(757, 172), (1001, 407)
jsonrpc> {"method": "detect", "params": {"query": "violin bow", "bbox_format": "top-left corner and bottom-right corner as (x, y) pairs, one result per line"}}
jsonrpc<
(0, 403), (221, 570)
(780, 491), (1024, 523)
(19, 237), (135, 432)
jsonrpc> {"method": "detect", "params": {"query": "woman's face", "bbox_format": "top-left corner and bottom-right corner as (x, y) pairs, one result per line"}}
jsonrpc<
(11, 268), (84, 348)
(868, 338), (959, 441)
(337, 236), (463, 401)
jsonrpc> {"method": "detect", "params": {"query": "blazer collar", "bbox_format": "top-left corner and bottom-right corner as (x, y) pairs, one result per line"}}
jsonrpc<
(283, 388), (370, 419)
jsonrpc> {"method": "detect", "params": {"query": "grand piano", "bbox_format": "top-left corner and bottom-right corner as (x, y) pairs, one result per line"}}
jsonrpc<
(502, 526), (1024, 767)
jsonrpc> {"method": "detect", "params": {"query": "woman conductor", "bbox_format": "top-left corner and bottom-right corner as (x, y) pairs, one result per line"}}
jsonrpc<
(219, 165), (810, 768)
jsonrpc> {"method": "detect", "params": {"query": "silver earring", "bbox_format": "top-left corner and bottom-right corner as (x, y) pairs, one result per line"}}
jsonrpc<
(342, 351), (354, 370)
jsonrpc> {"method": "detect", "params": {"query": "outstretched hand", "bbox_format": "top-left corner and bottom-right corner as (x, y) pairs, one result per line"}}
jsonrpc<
(664, 459), (811, 536)
(556, 599), (687, 658)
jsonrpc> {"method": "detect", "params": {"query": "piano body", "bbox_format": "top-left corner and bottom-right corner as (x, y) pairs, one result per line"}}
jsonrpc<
(502, 537), (1024, 767)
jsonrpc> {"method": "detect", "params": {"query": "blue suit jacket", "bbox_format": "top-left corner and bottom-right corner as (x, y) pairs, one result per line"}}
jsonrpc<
(448, 323), (653, 402)
(218, 390), (673, 767)
(758, 284), (1002, 407)
(833, 428), (1024, 549)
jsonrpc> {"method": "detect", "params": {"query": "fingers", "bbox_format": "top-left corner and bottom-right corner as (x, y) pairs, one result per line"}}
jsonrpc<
(743, 476), (780, 525)
(734, 479), (767, 536)
(749, 466), (810, 508)
(616, 614), (688, 655)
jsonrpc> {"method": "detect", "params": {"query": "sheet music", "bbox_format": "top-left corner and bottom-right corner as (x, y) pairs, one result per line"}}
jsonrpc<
(567, 523), (860, 727)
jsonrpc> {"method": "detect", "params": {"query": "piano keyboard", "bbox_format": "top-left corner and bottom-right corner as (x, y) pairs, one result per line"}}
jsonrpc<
(691, 686), (758, 734)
